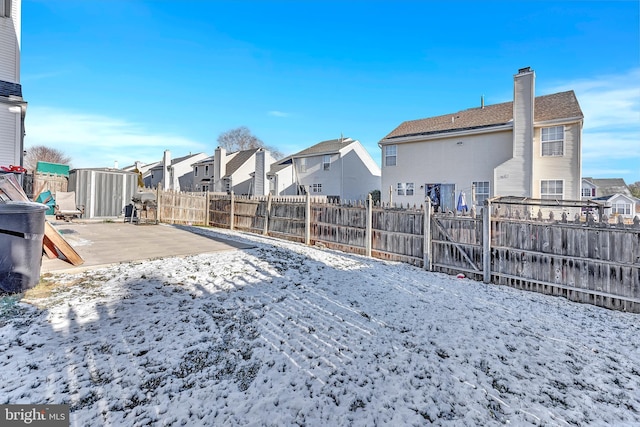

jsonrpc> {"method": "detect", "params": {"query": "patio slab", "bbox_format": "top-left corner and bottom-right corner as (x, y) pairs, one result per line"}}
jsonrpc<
(41, 221), (253, 274)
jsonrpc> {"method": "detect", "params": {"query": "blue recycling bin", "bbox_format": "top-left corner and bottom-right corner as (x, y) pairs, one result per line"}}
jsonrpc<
(0, 202), (48, 293)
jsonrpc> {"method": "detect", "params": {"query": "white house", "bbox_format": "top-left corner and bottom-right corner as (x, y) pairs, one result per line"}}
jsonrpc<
(581, 177), (632, 200)
(378, 67), (584, 211)
(145, 150), (208, 191)
(592, 193), (638, 220)
(0, 0), (27, 178)
(267, 137), (381, 201)
(194, 147), (275, 195)
(192, 155), (215, 192)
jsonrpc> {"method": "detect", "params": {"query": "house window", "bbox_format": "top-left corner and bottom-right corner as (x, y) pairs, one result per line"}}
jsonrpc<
(299, 158), (307, 172)
(397, 183), (405, 196)
(473, 181), (490, 205)
(323, 155), (331, 171)
(194, 166), (198, 177)
(311, 183), (322, 193)
(205, 165), (209, 176)
(385, 145), (397, 166)
(405, 183), (414, 196)
(541, 126), (564, 156)
(612, 202), (631, 215)
(201, 185), (209, 192)
(582, 187), (594, 197)
(1, 0), (11, 18)
(541, 180), (563, 199)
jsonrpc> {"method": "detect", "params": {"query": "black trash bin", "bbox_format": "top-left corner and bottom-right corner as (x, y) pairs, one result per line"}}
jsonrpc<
(0, 202), (48, 293)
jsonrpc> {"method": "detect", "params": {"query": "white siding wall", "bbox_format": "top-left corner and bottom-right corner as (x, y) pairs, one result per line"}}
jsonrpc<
(339, 147), (380, 201)
(230, 153), (257, 195)
(272, 165), (294, 195)
(0, 0), (20, 83)
(532, 122), (582, 200)
(381, 130), (512, 205)
(0, 106), (19, 165)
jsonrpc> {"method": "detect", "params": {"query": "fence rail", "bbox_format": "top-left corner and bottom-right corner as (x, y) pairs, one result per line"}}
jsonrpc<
(154, 188), (640, 313)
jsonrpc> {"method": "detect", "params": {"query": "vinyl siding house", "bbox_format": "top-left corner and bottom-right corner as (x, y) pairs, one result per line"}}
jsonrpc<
(0, 0), (27, 178)
(581, 177), (632, 200)
(267, 137), (381, 201)
(591, 193), (638, 220)
(122, 160), (161, 187)
(581, 177), (638, 219)
(379, 67), (584, 212)
(145, 150), (208, 191)
(192, 155), (215, 192)
(198, 147), (275, 195)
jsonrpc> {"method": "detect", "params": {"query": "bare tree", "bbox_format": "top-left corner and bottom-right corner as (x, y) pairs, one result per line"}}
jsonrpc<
(217, 126), (283, 159)
(629, 181), (640, 198)
(23, 145), (71, 172)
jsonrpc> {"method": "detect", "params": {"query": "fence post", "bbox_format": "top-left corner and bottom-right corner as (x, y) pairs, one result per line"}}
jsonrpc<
(156, 183), (162, 223)
(423, 197), (431, 271)
(366, 194), (372, 257)
(305, 192), (311, 245)
(263, 193), (272, 235)
(230, 191), (235, 230)
(204, 191), (210, 226)
(482, 199), (491, 283)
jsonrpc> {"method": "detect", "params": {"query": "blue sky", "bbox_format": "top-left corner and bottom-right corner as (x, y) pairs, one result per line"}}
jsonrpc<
(21, 0), (640, 184)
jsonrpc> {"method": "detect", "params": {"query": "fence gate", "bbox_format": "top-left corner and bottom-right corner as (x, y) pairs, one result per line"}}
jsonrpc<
(430, 214), (484, 281)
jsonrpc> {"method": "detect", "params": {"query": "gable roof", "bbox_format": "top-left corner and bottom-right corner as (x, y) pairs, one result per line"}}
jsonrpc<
(383, 91), (583, 140)
(592, 193), (636, 203)
(150, 153), (206, 170)
(224, 148), (259, 178)
(583, 177), (632, 197)
(291, 137), (356, 157)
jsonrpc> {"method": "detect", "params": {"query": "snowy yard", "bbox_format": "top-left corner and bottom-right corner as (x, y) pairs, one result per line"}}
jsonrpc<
(1, 226), (639, 426)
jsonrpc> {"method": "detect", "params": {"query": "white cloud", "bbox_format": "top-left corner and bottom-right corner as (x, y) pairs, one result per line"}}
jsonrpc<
(547, 69), (640, 182)
(268, 110), (290, 118)
(24, 107), (208, 168)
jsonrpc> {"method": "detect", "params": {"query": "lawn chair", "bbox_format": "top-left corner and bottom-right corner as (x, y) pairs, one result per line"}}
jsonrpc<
(54, 191), (84, 221)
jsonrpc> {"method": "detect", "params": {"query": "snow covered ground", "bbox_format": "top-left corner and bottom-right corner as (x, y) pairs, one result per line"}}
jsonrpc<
(1, 225), (639, 426)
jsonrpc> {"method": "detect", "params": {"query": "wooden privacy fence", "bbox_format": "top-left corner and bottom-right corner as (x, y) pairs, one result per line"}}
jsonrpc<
(156, 189), (640, 313)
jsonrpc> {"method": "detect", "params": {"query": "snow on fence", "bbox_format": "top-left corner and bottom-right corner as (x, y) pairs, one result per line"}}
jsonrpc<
(155, 189), (640, 313)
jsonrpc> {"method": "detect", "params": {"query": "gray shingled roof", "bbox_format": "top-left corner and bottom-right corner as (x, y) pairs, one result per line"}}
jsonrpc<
(291, 137), (355, 157)
(268, 157), (293, 174)
(383, 91), (583, 140)
(224, 149), (259, 178)
(583, 177), (631, 197)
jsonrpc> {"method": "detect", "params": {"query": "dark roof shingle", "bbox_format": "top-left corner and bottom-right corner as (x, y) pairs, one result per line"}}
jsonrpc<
(383, 91), (583, 140)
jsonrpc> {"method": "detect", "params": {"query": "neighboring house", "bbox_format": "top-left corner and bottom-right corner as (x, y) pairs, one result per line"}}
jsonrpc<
(378, 67), (584, 211)
(192, 155), (215, 192)
(145, 150), (208, 191)
(122, 160), (161, 187)
(0, 0), (27, 180)
(592, 193), (637, 220)
(208, 147), (274, 195)
(581, 177), (632, 200)
(267, 137), (381, 201)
